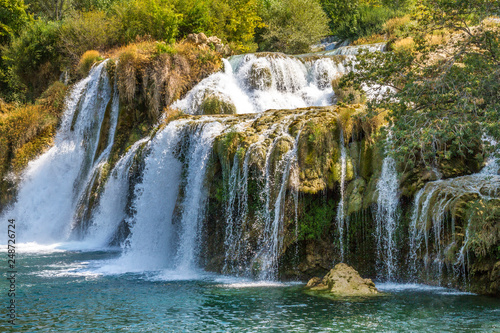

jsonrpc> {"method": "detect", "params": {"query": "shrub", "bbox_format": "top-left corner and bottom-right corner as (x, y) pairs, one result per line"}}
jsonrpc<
(200, 95), (236, 115)
(258, 0), (330, 54)
(77, 50), (103, 76)
(114, 0), (180, 44)
(58, 11), (120, 64)
(331, 77), (366, 104)
(0, 0), (30, 45)
(2, 19), (62, 101)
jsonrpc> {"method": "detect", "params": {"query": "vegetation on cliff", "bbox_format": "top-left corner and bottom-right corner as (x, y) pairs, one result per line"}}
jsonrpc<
(341, 0), (500, 170)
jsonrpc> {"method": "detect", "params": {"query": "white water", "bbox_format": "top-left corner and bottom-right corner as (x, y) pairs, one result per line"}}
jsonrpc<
(375, 138), (399, 281)
(175, 121), (224, 271)
(172, 54), (346, 115)
(336, 130), (347, 262)
(408, 154), (500, 283)
(2, 62), (115, 244)
(101, 121), (185, 273)
(85, 138), (149, 248)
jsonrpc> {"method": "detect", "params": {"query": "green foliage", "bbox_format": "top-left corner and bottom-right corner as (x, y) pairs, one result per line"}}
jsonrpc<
(298, 196), (336, 240)
(0, 0), (30, 99)
(320, 0), (414, 40)
(257, 0), (330, 54)
(205, 0), (261, 52)
(59, 11), (120, 62)
(2, 19), (62, 101)
(114, 0), (180, 44)
(201, 96), (236, 115)
(0, 0), (30, 45)
(340, 0), (500, 168)
(466, 200), (500, 260)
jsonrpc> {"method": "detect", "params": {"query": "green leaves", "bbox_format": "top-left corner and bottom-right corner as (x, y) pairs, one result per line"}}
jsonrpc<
(342, 0), (500, 169)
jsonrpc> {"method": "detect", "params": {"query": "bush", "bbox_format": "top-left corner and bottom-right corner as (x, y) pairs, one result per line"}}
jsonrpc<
(321, 0), (411, 41)
(2, 19), (62, 101)
(114, 0), (180, 44)
(58, 11), (120, 63)
(331, 77), (366, 104)
(0, 0), (30, 45)
(258, 0), (330, 54)
(77, 50), (103, 76)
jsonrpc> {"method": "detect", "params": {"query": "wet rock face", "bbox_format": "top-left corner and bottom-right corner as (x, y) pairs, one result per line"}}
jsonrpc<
(246, 62), (273, 91)
(306, 263), (379, 296)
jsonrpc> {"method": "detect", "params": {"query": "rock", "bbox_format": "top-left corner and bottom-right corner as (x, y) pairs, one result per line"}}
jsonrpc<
(247, 62), (273, 91)
(207, 36), (222, 45)
(197, 32), (208, 44)
(306, 263), (379, 296)
(215, 43), (225, 53)
(186, 33), (198, 44)
(200, 95), (236, 115)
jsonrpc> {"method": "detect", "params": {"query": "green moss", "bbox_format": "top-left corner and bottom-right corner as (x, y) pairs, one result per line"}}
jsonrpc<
(298, 195), (336, 240)
(201, 95), (236, 115)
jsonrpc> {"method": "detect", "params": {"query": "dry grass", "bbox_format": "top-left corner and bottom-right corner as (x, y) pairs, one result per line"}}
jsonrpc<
(78, 50), (103, 77)
(0, 82), (68, 175)
(391, 37), (414, 53)
(383, 15), (411, 37)
(114, 40), (222, 122)
(352, 34), (386, 46)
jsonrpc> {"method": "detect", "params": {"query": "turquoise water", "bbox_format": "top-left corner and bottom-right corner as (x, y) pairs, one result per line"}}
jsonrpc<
(1, 249), (499, 332)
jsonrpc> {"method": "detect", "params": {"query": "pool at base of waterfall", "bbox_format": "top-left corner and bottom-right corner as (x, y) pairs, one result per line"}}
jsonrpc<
(1, 248), (499, 332)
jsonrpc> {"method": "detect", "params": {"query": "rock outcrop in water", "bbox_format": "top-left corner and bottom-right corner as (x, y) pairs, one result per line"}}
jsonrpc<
(306, 263), (379, 296)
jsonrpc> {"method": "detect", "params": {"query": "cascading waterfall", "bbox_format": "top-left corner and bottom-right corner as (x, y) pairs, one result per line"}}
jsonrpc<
(258, 127), (302, 280)
(172, 54), (346, 115)
(85, 138), (149, 248)
(375, 155), (399, 280)
(2, 62), (116, 244)
(408, 159), (500, 284)
(374, 136), (400, 281)
(336, 129), (347, 262)
(218, 113), (304, 279)
(175, 121), (225, 271)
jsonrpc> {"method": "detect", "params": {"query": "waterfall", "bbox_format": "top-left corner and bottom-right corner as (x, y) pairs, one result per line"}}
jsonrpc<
(408, 165), (500, 284)
(258, 127), (302, 280)
(85, 138), (149, 248)
(336, 129), (347, 262)
(375, 144), (399, 281)
(323, 43), (386, 56)
(107, 120), (184, 272)
(2, 62), (115, 244)
(174, 121), (225, 271)
(172, 54), (346, 115)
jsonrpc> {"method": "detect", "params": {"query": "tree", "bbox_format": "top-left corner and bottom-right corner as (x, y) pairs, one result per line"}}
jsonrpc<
(258, 0), (330, 54)
(340, 0), (500, 167)
(0, 0), (30, 44)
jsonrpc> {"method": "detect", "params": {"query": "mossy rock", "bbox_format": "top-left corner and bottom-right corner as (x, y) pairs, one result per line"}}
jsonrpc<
(306, 263), (381, 297)
(200, 95), (236, 115)
(346, 178), (366, 214)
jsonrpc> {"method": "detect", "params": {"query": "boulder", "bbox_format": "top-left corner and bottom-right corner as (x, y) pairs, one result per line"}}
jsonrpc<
(306, 263), (379, 296)
(207, 36), (222, 45)
(197, 32), (208, 44)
